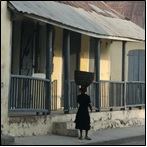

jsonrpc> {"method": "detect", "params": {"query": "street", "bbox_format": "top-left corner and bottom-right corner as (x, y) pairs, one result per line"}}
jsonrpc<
(120, 140), (145, 145)
(85, 135), (145, 145)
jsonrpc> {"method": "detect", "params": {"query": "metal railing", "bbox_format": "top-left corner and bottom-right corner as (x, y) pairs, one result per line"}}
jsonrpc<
(100, 80), (124, 109)
(9, 75), (145, 114)
(9, 75), (50, 113)
(51, 80), (58, 111)
(70, 80), (145, 110)
(126, 81), (145, 107)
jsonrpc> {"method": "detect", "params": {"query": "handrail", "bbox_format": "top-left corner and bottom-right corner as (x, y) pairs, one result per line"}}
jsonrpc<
(11, 74), (50, 82)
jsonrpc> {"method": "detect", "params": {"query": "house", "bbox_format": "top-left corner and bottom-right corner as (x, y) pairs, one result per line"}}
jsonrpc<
(1, 1), (145, 136)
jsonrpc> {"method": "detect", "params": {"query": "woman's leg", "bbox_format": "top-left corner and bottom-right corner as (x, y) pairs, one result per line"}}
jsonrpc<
(85, 130), (88, 137)
(79, 129), (83, 139)
(85, 130), (91, 140)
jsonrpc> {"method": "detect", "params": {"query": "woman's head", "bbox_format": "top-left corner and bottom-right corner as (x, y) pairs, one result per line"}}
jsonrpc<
(79, 87), (87, 93)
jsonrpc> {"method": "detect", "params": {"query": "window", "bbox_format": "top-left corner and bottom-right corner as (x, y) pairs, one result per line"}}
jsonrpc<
(128, 50), (145, 81)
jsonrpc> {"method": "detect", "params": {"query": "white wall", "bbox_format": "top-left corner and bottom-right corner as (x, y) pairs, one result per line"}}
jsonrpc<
(1, 1), (12, 135)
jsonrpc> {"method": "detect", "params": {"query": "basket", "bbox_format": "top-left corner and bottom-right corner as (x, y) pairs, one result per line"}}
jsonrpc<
(74, 70), (94, 87)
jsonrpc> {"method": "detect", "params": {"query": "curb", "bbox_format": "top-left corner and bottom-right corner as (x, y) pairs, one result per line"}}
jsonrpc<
(83, 135), (145, 145)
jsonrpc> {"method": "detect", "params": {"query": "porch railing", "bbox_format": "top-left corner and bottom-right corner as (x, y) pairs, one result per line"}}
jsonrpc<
(9, 75), (50, 114)
(126, 81), (145, 108)
(9, 75), (145, 114)
(100, 80), (124, 109)
(70, 80), (145, 110)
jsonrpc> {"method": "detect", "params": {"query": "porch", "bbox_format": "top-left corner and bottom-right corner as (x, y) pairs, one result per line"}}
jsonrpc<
(9, 75), (145, 116)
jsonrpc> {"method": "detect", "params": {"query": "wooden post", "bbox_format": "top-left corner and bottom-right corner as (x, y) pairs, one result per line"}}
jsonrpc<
(45, 24), (53, 114)
(63, 29), (70, 114)
(95, 38), (101, 112)
(122, 41), (127, 110)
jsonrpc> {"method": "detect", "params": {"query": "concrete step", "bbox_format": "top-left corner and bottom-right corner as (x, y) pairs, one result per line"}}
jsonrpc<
(52, 121), (78, 137)
(66, 121), (76, 129)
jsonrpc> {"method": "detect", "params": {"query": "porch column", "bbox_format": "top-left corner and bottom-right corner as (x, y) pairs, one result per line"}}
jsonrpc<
(63, 29), (70, 114)
(46, 24), (53, 114)
(122, 41), (127, 110)
(95, 38), (101, 112)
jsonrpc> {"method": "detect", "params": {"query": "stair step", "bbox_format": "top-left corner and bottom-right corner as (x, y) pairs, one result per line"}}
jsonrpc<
(52, 122), (78, 137)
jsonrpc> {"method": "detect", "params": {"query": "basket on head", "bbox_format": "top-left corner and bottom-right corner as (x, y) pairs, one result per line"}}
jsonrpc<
(74, 70), (94, 87)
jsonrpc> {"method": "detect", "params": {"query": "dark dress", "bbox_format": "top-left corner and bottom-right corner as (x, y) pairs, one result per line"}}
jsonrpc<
(74, 94), (91, 130)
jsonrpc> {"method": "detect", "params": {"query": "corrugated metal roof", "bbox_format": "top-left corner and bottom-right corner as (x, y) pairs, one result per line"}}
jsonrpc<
(105, 1), (145, 29)
(8, 1), (145, 42)
(56, 1), (126, 19)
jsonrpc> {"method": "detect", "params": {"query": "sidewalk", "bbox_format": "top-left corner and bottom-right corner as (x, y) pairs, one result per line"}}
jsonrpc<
(12, 125), (145, 145)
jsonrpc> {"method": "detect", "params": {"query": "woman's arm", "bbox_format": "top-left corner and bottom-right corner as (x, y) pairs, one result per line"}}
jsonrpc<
(88, 103), (92, 112)
(88, 95), (92, 111)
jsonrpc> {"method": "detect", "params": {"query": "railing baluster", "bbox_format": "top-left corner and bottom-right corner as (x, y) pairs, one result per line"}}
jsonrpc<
(31, 80), (34, 108)
(33, 80), (35, 109)
(40, 80), (42, 109)
(16, 78), (18, 108)
(43, 81), (45, 109)
(36, 80), (38, 109)
(38, 80), (40, 109)
(12, 77), (14, 108)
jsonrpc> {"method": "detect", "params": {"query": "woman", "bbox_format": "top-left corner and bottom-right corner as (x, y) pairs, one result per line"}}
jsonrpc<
(74, 86), (92, 140)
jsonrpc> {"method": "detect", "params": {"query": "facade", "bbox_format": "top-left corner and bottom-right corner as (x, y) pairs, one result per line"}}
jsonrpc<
(1, 1), (145, 136)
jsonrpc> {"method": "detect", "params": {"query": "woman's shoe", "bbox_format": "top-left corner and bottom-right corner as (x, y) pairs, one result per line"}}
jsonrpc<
(79, 137), (83, 140)
(85, 136), (92, 140)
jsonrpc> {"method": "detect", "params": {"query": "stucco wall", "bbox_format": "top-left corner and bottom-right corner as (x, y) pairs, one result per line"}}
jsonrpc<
(52, 26), (63, 108)
(110, 41), (145, 81)
(109, 41), (122, 81)
(80, 35), (89, 71)
(100, 39), (111, 80)
(1, 1), (12, 134)
(8, 109), (145, 137)
(80, 37), (111, 80)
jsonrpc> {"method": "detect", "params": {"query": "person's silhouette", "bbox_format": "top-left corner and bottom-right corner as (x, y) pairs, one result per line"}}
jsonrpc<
(74, 87), (92, 140)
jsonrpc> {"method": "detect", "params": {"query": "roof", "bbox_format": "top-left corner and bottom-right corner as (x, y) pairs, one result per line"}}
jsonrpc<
(7, 1), (145, 42)
(105, 1), (145, 29)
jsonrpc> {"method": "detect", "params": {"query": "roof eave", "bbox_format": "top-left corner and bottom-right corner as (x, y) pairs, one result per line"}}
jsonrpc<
(21, 13), (145, 42)
(8, 2), (144, 43)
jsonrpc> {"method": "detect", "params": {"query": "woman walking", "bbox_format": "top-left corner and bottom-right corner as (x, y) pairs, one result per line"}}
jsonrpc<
(74, 86), (92, 140)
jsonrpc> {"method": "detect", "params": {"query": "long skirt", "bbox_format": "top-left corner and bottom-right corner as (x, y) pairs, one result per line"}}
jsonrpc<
(74, 107), (90, 130)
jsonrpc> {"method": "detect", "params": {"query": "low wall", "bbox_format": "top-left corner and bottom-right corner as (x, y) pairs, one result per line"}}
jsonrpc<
(7, 109), (145, 137)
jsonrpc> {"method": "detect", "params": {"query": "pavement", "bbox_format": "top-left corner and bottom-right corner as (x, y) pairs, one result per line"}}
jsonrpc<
(11, 125), (145, 145)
